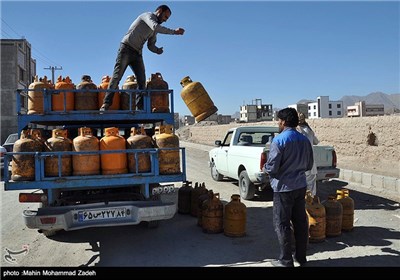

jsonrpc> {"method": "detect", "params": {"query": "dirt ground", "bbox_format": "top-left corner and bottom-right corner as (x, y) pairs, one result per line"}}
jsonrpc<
(176, 115), (400, 179)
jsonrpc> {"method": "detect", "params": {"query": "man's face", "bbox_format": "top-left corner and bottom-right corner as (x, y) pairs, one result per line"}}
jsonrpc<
(278, 119), (285, 133)
(158, 10), (171, 23)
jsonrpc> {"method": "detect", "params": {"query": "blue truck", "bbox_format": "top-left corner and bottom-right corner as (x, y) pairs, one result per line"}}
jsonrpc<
(3, 85), (186, 236)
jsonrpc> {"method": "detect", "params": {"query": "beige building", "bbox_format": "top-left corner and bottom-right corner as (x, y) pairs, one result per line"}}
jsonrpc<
(347, 101), (385, 117)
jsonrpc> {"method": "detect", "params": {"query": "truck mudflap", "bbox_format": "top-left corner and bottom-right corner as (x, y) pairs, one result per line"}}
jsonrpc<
(316, 167), (340, 181)
(22, 200), (176, 231)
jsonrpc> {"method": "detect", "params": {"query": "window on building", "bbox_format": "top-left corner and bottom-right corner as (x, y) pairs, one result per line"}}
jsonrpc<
(313, 112), (316, 116)
(329, 104), (332, 109)
(329, 111), (332, 116)
(308, 105), (311, 110)
(337, 111), (341, 115)
(337, 104), (341, 108)
(19, 67), (25, 83)
(308, 112), (311, 117)
(313, 105), (316, 110)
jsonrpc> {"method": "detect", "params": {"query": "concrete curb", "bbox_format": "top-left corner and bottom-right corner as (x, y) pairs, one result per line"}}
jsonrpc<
(180, 141), (400, 202)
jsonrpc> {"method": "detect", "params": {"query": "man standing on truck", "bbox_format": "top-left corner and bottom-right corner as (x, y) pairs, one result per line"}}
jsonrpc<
(100, 4), (185, 111)
(297, 112), (319, 196)
(264, 108), (313, 267)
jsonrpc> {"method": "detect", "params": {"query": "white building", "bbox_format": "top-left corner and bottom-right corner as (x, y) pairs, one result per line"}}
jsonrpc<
(308, 96), (343, 119)
(347, 101), (384, 117)
(239, 99), (273, 122)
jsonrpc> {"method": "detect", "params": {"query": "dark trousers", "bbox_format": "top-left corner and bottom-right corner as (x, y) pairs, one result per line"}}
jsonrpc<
(104, 43), (145, 108)
(273, 187), (308, 266)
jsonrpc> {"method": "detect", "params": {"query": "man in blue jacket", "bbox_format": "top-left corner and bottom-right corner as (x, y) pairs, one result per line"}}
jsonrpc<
(264, 107), (314, 267)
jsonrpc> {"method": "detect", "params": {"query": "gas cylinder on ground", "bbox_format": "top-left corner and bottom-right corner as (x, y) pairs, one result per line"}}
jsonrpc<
(180, 76), (218, 122)
(202, 192), (224, 234)
(75, 75), (98, 110)
(178, 181), (193, 214)
(53, 75), (75, 111)
(126, 127), (153, 173)
(100, 127), (127, 175)
(121, 75), (137, 110)
(146, 72), (170, 113)
(305, 192), (326, 243)
(190, 182), (208, 217)
(323, 195), (343, 237)
(72, 127), (100, 176)
(11, 130), (44, 181)
(224, 194), (247, 237)
(28, 75), (52, 114)
(154, 125), (180, 174)
(198, 189), (213, 227)
(98, 75), (120, 110)
(44, 129), (72, 177)
(337, 189), (354, 232)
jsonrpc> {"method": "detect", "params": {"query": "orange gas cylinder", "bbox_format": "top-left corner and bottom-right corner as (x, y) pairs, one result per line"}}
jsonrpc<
(28, 75), (52, 114)
(11, 130), (43, 181)
(98, 75), (120, 110)
(305, 192), (326, 243)
(126, 127), (153, 173)
(323, 195), (343, 237)
(75, 75), (98, 110)
(178, 181), (193, 214)
(44, 129), (72, 177)
(53, 75), (75, 111)
(202, 192), (224, 234)
(224, 194), (247, 237)
(72, 127), (100, 176)
(180, 76), (218, 122)
(190, 182), (208, 217)
(154, 125), (180, 175)
(100, 127), (127, 175)
(146, 72), (170, 113)
(337, 189), (355, 232)
(121, 75), (137, 110)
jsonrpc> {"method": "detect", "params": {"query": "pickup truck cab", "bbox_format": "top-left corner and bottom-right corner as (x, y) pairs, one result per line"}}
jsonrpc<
(208, 126), (340, 200)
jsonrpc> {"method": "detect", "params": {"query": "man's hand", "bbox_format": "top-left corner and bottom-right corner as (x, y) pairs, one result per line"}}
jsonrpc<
(174, 28), (185, 35)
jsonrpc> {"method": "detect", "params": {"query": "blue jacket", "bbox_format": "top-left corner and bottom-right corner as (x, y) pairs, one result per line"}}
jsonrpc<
(264, 127), (313, 192)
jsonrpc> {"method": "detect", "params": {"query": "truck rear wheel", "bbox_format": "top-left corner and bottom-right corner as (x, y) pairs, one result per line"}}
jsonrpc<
(210, 161), (223, 181)
(239, 170), (255, 200)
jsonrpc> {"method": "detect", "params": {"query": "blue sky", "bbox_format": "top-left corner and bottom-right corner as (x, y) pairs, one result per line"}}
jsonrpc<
(1, 0), (399, 116)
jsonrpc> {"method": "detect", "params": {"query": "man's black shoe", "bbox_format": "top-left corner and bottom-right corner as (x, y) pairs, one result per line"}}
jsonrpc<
(270, 260), (294, 267)
(100, 103), (110, 111)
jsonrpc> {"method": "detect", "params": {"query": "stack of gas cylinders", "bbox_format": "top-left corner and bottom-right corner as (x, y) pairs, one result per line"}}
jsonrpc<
(11, 124), (181, 180)
(178, 181), (247, 237)
(305, 190), (355, 243)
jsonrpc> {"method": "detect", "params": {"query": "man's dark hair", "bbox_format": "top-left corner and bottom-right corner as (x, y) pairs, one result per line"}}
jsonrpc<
(156, 5), (171, 14)
(277, 107), (299, 128)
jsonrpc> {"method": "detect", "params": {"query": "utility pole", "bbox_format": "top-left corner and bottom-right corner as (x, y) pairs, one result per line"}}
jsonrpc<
(43, 66), (62, 84)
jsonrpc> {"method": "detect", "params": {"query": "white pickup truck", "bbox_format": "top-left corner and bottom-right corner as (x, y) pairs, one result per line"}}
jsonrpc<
(208, 126), (340, 200)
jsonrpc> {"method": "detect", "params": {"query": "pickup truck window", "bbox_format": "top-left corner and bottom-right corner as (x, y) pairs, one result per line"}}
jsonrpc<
(237, 132), (275, 146)
(222, 131), (233, 146)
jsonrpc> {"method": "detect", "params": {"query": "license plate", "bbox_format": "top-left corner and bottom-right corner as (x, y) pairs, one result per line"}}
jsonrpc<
(78, 208), (127, 222)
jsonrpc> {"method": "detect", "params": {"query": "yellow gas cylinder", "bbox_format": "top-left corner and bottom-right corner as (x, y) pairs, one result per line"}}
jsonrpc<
(190, 182), (208, 217)
(337, 189), (355, 232)
(121, 75), (137, 110)
(100, 127), (127, 175)
(180, 76), (218, 122)
(75, 75), (98, 110)
(126, 127), (153, 173)
(44, 129), (72, 177)
(305, 192), (326, 243)
(53, 75), (75, 111)
(323, 195), (343, 237)
(98, 75), (120, 110)
(202, 192), (224, 234)
(198, 188), (213, 227)
(28, 75), (51, 114)
(224, 194), (247, 237)
(72, 127), (100, 176)
(178, 181), (193, 214)
(154, 125), (180, 175)
(146, 72), (170, 113)
(11, 130), (43, 181)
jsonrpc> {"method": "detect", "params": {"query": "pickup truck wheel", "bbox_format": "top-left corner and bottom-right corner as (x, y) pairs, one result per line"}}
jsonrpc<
(210, 161), (223, 181)
(239, 170), (255, 200)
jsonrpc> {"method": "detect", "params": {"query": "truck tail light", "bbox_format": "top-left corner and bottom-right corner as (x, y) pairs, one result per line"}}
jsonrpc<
(40, 217), (57, 225)
(332, 150), (337, 168)
(260, 152), (267, 171)
(19, 193), (48, 203)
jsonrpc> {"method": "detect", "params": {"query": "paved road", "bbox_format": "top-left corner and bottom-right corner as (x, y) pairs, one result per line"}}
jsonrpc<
(1, 144), (399, 269)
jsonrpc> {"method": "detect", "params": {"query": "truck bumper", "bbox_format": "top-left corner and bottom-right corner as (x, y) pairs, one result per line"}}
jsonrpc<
(23, 200), (176, 232)
(316, 167), (340, 181)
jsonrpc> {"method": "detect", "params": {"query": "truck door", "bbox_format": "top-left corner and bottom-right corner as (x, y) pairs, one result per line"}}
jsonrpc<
(216, 131), (233, 174)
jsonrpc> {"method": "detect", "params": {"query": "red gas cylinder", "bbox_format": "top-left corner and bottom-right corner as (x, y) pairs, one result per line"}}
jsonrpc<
(100, 127), (128, 175)
(146, 72), (170, 113)
(53, 75), (75, 111)
(98, 75), (120, 110)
